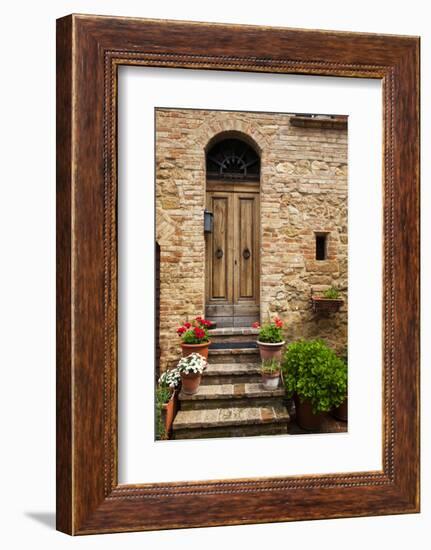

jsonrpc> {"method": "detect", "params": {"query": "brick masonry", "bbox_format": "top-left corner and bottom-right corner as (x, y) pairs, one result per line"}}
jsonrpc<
(156, 108), (348, 370)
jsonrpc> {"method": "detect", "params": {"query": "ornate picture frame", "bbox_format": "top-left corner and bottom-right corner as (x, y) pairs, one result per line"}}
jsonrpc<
(56, 14), (420, 534)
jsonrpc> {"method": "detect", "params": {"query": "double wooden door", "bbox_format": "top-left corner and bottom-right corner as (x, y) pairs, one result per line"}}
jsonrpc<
(205, 185), (260, 327)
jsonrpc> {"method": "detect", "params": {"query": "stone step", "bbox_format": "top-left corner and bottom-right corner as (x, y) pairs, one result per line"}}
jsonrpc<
(173, 405), (289, 439)
(208, 347), (260, 364)
(179, 382), (285, 410)
(208, 327), (259, 344)
(203, 362), (261, 385)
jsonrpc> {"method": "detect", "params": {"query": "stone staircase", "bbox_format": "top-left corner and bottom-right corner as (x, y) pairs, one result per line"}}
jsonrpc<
(172, 327), (290, 439)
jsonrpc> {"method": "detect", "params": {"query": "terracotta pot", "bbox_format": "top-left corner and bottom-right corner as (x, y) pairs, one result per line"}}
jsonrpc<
(257, 340), (285, 361)
(161, 390), (178, 437)
(293, 394), (324, 431)
(180, 372), (202, 395)
(332, 397), (348, 422)
(180, 341), (211, 359)
(261, 371), (280, 390)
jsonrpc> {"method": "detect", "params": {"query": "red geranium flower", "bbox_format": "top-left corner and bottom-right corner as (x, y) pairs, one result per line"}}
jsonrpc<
(194, 327), (205, 339)
(177, 326), (186, 335)
(275, 318), (283, 328)
(184, 322), (191, 329)
(251, 321), (260, 329)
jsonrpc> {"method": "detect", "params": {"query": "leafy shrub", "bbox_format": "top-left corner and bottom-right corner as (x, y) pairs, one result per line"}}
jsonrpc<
(323, 287), (340, 299)
(282, 339), (347, 414)
(261, 359), (281, 374)
(253, 317), (284, 343)
(340, 347), (348, 365)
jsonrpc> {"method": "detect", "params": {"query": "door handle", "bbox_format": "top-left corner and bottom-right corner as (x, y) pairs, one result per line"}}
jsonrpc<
(215, 248), (223, 259)
(243, 248), (251, 260)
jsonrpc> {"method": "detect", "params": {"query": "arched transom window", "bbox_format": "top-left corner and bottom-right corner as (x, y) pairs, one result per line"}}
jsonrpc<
(206, 138), (260, 181)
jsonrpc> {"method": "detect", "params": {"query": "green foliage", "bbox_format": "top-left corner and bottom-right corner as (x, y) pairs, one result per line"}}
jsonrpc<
(256, 317), (284, 343)
(340, 346), (348, 365)
(323, 287), (340, 299)
(155, 386), (171, 440)
(181, 329), (209, 344)
(177, 317), (211, 343)
(261, 359), (281, 374)
(156, 386), (171, 406)
(282, 339), (347, 414)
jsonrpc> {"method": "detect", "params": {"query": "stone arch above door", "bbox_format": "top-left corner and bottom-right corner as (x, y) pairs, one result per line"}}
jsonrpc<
(194, 116), (270, 156)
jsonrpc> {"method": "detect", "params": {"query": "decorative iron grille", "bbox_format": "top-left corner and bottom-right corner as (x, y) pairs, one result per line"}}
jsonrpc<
(206, 138), (260, 180)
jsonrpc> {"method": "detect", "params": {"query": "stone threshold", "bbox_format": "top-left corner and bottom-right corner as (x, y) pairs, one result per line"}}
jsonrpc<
(179, 382), (285, 401)
(173, 405), (289, 430)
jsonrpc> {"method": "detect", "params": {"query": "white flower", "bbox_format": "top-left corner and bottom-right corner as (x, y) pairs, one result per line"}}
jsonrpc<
(158, 366), (181, 388)
(176, 352), (207, 375)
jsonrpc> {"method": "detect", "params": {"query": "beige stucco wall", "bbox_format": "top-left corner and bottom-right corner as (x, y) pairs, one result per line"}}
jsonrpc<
(156, 108), (348, 370)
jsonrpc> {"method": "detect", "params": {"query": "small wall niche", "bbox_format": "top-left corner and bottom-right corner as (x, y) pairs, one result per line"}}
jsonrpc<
(315, 233), (328, 261)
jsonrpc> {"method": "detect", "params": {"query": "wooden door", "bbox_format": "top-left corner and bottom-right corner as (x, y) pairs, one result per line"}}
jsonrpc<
(205, 185), (260, 326)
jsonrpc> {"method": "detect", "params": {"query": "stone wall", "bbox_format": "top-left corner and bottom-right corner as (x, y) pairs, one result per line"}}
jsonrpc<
(156, 108), (348, 370)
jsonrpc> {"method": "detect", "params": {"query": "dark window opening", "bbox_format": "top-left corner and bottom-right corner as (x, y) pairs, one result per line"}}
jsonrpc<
(315, 234), (328, 261)
(206, 138), (260, 181)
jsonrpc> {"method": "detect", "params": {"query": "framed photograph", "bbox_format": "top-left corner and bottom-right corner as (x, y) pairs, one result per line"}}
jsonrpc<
(56, 14), (420, 535)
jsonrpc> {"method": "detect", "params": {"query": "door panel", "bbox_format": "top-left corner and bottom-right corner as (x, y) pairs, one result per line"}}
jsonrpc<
(212, 197), (228, 299)
(206, 193), (233, 304)
(238, 197), (254, 299)
(233, 193), (259, 307)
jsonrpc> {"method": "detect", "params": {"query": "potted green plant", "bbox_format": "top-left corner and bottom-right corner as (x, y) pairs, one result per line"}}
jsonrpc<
(311, 286), (344, 314)
(260, 359), (281, 390)
(177, 352), (207, 395)
(282, 339), (347, 430)
(156, 366), (181, 439)
(177, 316), (212, 358)
(253, 316), (285, 361)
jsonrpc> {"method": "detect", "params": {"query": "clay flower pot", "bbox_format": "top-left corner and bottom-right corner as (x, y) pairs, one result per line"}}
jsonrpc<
(161, 390), (178, 437)
(180, 341), (210, 359)
(257, 340), (285, 361)
(180, 372), (202, 395)
(261, 371), (280, 390)
(293, 394), (324, 431)
(311, 296), (343, 315)
(332, 397), (348, 422)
